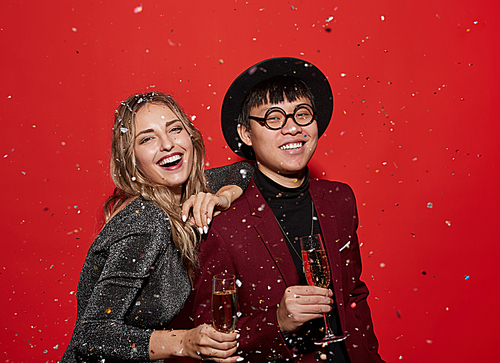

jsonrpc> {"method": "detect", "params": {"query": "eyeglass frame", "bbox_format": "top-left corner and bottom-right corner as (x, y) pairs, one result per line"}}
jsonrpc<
(248, 103), (317, 130)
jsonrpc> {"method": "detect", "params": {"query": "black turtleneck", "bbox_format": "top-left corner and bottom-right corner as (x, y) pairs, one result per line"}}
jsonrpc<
(253, 167), (320, 285)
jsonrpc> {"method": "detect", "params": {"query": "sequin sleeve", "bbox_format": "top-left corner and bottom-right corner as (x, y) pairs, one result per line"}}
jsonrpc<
(205, 160), (255, 194)
(71, 233), (158, 361)
(62, 198), (191, 363)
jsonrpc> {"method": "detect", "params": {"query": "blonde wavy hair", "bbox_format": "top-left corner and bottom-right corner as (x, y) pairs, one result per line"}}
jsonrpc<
(104, 92), (209, 272)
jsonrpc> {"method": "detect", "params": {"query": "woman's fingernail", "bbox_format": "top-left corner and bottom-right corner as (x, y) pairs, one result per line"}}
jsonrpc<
(198, 227), (203, 234)
(203, 226), (208, 234)
(237, 358), (244, 362)
(207, 218), (211, 225)
(236, 333), (240, 339)
(182, 215), (187, 222)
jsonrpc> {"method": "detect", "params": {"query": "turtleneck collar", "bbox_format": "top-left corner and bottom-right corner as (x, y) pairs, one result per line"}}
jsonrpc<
(253, 166), (310, 207)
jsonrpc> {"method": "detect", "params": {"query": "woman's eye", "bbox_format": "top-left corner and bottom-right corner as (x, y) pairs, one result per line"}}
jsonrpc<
(139, 136), (153, 145)
(170, 126), (183, 133)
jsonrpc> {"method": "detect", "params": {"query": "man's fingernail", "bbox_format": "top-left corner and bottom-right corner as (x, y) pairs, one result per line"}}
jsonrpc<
(182, 215), (187, 222)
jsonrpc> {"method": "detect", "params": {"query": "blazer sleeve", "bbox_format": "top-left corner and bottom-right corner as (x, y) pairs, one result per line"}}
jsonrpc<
(70, 220), (168, 361)
(204, 161), (255, 194)
(193, 227), (294, 362)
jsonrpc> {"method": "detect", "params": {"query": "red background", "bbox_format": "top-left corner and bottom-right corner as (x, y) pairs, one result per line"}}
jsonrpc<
(1, 1), (499, 362)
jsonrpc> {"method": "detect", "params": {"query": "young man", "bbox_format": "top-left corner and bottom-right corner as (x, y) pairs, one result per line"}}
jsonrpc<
(192, 58), (384, 362)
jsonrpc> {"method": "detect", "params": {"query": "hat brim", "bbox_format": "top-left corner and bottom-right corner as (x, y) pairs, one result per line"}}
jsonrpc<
(221, 57), (334, 160)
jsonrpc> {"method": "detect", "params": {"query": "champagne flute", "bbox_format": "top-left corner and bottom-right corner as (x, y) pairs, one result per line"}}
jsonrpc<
(212, 273), (238, 333)
(300, 234), (347, 345)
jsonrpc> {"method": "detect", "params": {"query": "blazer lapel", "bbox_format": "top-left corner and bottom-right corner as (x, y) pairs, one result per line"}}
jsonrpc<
(310, 184), (347, 331)
(245, 181), (301, 287)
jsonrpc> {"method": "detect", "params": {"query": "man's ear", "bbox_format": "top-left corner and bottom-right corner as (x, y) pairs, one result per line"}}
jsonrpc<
(237, 124), (252, 147)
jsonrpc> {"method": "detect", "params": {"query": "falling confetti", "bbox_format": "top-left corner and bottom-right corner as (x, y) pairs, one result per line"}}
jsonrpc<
(3, 148), (14, 158)
(134, 4), (143, 13)
(427, 202), (433, 208)
(464, 275), (470, 280)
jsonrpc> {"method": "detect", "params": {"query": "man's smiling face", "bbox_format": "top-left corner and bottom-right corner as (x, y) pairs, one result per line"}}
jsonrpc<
(238, 96), (318, 187)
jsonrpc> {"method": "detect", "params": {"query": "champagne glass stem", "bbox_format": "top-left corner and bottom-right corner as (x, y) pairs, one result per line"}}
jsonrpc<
(315, 312), (348, 345)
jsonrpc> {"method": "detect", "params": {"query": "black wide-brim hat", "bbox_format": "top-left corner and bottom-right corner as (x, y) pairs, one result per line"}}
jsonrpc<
(221, 57), (334, 160)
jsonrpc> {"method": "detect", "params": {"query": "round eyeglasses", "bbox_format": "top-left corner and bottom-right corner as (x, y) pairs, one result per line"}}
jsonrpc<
(248, 103), (316, 130)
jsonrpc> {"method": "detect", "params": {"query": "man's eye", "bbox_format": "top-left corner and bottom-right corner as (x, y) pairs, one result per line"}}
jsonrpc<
(266, 113), (283, 122)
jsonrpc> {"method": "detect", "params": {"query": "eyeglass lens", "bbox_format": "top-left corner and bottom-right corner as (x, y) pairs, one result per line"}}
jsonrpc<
(265, 105), (314, 129)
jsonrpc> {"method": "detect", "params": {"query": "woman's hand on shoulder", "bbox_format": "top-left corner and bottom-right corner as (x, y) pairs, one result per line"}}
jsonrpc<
(181, 186), (241, 234)
(182, 324), (241, 362)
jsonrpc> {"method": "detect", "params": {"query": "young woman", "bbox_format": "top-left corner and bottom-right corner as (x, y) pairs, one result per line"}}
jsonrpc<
(62, 92), (252, 362)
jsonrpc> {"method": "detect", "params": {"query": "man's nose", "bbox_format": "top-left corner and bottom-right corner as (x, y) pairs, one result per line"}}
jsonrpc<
(281, 114), (301, 134)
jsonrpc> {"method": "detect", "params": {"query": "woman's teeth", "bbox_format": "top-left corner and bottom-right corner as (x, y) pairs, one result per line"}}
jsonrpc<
(159, 154), (182, 166)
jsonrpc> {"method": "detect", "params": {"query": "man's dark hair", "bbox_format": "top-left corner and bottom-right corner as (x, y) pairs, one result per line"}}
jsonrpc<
(238, 76), (315, 129)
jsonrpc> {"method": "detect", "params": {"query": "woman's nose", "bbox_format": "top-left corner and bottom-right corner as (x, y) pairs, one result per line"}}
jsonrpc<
(160, 135), (174, 151)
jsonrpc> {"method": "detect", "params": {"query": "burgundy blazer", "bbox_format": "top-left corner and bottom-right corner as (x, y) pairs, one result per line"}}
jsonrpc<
(193, 178), (384, 363)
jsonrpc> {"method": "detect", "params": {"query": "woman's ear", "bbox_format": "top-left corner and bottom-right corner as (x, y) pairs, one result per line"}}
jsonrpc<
(237, 124), (252, 147)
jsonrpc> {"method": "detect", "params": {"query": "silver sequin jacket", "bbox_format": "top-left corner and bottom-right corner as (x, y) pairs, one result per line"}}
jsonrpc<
(61, 162), (254, 362)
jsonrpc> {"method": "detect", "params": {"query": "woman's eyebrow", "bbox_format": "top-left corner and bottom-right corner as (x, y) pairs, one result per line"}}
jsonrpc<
(135, 119), (181, 137)
(136, 128), (154, 137)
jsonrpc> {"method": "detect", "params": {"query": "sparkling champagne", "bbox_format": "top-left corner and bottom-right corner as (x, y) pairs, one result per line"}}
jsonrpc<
(302, 249), (331, 288)
(212, 290), (237, 333)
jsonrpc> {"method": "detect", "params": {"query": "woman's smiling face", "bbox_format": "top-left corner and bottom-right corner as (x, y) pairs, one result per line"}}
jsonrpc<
(134, 103), (193, 191)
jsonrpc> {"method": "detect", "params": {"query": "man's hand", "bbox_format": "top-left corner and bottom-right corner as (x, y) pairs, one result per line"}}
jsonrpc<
(276, 285), (333, 333)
